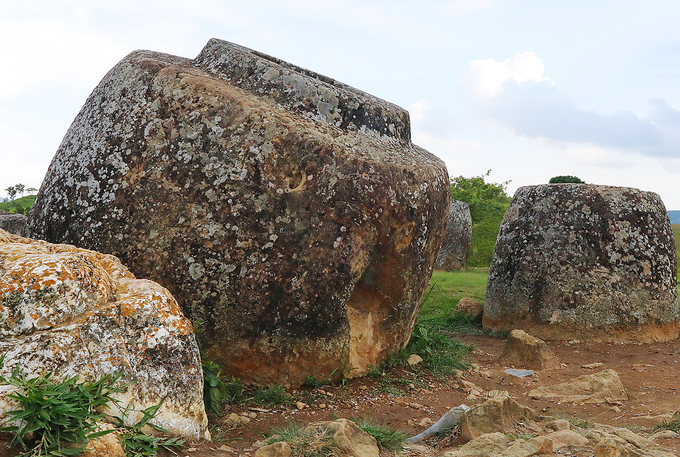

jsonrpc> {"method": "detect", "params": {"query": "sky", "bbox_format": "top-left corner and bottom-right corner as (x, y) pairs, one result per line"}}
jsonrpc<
(2, 1), (680, 209)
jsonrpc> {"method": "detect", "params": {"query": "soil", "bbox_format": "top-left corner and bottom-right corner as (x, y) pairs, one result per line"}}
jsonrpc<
(3, 333), (680, 456)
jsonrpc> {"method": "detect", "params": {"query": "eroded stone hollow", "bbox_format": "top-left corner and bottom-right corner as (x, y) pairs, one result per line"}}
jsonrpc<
(484, 184), (679, 342)
(29, 39), (449, 387)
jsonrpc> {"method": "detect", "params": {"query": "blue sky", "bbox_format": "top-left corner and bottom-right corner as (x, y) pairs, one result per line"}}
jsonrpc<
(2, 0), (680, 209)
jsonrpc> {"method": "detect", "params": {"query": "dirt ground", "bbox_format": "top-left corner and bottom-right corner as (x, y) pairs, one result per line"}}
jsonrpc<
(180, 334), (680, 456)
(3, 333), (680, 456)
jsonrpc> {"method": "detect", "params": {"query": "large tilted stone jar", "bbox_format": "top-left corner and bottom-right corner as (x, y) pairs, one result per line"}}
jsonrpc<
(29, 39), (450, 387)
(484, 184), (679, 342)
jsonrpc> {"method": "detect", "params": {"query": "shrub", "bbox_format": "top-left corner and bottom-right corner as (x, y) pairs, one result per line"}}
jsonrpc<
(202, 354), (227, 413)
(549, 175), (585, 184)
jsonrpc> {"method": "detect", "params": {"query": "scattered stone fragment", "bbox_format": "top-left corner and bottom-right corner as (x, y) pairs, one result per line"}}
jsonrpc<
(455, 297), (483, 320)
(499, 329), (561, 370)
(504, 369), (535, 378)
(441, 432), (513, 457)
(651, 430), (678, 441)
(303, 419), (379, 457)
(583, 363), (605, 369)
(460, 394), (539, 441)
(254, 441), (292, 457)
(545, 430), (590, 450)
(543, 419), (571, 432)
(220, 413), (251, 428)
(407, 354), (423, 365)
(500, 436), (553, 456)
(483, 184), (679, 342)
(528, 369), (627, 404)
(296, 401), (307, 410)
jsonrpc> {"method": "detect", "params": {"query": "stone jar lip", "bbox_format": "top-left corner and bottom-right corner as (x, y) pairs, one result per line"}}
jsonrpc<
(192, 38), (412, 142)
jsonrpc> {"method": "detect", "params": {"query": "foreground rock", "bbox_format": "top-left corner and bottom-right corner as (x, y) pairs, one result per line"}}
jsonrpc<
(435, 200), (472, 271)
(498, 329), (560, 370)
(484, 184), (679, 342)
(441, 393), (675, 457)
(0, 229), (208, 439)
(29, 39), (449, 387)
(528, 369), (627, 404)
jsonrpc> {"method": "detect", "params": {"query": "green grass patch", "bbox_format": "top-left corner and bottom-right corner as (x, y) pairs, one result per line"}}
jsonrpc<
(351, 418), (406, 451)
(653, 414), (680, 433)
(0, 195), (36, 215)
(251, 385), (291, 407)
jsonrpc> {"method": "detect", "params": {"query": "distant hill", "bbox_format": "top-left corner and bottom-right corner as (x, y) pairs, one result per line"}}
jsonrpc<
(670, 211), (680, 224)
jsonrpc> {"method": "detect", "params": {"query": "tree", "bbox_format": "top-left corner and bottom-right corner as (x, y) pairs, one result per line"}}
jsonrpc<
(549, 175), (585, 184)
(14, 183), (25, 197)
(450, 170), (511, 222)
(450, 170), (512, 267)
(26, 187), (38, 195)
(5, 186), (16, 201)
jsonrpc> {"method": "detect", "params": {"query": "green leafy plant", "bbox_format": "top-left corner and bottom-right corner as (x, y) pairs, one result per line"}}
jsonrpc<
(351, 418), (406, 451)
(549, 175), (585, 184)
(252, 385), (290, 407)
(114, 399), (184, 457)
(201, 354), (226, 413)
(224, 377), (248, 405)
(0, 365), (123, 457)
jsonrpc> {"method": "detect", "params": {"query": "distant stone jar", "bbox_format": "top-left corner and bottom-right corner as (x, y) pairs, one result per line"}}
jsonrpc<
(435, 200), (472, 271)
(484, 184), (678, 342)
(29, 39), (450, 387)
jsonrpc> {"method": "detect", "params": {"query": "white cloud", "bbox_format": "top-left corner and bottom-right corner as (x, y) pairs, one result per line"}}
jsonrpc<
(469, 51), (553, 97)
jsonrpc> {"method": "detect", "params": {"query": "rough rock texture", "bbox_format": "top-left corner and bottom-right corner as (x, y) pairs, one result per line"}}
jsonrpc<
(28, 39), (449, 387)
(498, 329), (561, 370)
(484, 184), (679, 342)
(303, 419), (379, 457)
(455, 297), (483, 320)
(0, 212), (28, 237)
(528, 369), (628, 404)
(435, 199), (471, 270)
(0, 229), (208, 439)
(460, 393), (539, 441)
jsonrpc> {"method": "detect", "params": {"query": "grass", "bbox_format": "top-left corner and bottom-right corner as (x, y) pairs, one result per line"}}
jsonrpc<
(652, 414), (680, 433)
(266, 423), (336, 457)
(672, 224), (680, 285)
(0, 195), (36, 215)
(352, 418), (406, 451)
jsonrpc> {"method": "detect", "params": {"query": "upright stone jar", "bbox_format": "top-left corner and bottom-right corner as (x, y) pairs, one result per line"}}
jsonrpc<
(29, 39), (450, 386)
(484, 184), (679, 342)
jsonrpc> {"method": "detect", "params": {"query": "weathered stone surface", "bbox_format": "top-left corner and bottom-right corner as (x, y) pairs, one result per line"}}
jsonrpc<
(455, 297), (483, 320)
(460, 394), (538, 441)
(0, 229), (208, 439)
(529, 369), (627, 404)
(0, 212), (28, 237)
(435, 199), (471, 271)
(441, 432), (513, 457)
(254, 441), (292, 457)
(28, 39), (449, 387)
(484, 184), (679, 342)
(303, 419), (379, 457)
(498, 329), (561, 370)
(545, 430), (590, 450)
